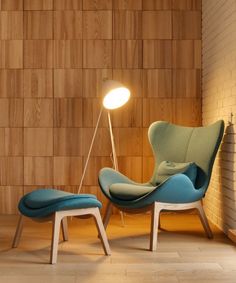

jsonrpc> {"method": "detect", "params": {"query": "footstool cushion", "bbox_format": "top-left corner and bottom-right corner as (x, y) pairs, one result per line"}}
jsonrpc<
(19, 189), (102, 218)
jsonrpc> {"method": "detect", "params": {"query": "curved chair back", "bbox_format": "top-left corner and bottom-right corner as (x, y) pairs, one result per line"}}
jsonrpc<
(148, 120), (225, 190)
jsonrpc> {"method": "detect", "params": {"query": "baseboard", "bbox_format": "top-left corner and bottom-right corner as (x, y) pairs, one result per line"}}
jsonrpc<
(228, 229), (236, 243)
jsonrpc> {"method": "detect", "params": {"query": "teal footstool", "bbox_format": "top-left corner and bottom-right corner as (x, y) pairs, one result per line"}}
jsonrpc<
(12, 189), (111, 264)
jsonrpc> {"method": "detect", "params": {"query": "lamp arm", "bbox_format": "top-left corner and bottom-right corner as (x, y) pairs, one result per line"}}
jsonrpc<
(107, 111), (119, 171)
(77, 107), (103, 194)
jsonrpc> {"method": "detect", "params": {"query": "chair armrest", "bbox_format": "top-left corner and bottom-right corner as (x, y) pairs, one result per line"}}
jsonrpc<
(151, 173), (205, 203)
(98, 167), (137, 198)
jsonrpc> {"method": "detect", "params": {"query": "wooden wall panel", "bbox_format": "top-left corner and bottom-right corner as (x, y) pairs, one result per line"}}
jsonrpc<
(82, 0), (111, 10)
(143, 40), (172, 68)
(83, 11), (112, 39)
(142, 11), (172, 39)
(113, 40), (142, 68)
(23, 69), (53, 97)
(24, 40), (53, 68)
(24, 0), (53, 10)
(0, 11), (23, 39)
(24, 11), (53, 39)
(113, 11), (142, 39)
(0, 0), (201, 214)
(54, 11), (82, 39)
(0, 70), (23, 97)
(1, 0), (23, 10)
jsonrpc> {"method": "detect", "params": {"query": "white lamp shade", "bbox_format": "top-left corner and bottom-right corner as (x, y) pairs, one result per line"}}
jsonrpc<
(102, 80), (130, 110)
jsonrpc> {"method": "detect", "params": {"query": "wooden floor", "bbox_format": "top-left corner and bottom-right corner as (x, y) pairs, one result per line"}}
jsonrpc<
(0, 213), (236, 283)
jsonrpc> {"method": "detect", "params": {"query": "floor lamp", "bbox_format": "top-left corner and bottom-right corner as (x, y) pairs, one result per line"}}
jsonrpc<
(78, 80), (131, 223)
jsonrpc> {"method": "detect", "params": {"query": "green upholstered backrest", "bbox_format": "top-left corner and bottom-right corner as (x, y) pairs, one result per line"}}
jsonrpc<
(148, 120), (225, 190)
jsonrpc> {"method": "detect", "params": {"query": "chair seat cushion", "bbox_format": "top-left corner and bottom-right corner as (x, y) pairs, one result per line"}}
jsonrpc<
(19, 189), (102, 218)
(24, 189), (97, 209)
(109, 183), (156, 201)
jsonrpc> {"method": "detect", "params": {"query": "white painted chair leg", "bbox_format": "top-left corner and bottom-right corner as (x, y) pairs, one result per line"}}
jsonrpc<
(61, 217), (68, 241)
(103, 201), (112, 229)
(93, 208), (111, 255)
(196, 202), (213, 239)
(150, 202), (161, 251)
(50, 213), (61, 264)
(119, 211), (125, 227)
(12, 215), (24, 248)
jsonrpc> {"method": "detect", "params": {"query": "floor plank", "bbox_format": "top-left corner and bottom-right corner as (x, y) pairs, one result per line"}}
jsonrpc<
(0, 213), (236, 283)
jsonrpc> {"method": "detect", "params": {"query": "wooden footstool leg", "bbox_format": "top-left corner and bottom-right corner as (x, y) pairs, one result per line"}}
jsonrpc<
(12, 215), (24, 248)
(50, 212), (61, 264)
(93, 208), (111, 255)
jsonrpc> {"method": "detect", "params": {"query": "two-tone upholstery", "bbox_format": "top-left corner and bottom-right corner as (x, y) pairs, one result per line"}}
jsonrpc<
(19, 189), (102, 218)
(99, 120), (225, 209)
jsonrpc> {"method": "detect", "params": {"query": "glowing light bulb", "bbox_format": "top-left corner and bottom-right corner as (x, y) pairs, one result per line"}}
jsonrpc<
(102, 80), (130, 110)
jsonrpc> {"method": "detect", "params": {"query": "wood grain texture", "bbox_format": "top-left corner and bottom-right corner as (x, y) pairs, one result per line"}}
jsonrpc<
(172, 40), (201, 68)
(24, 11), (53, 39)
(173, 11), (201, 39)
(117, 156), (143, 182)
(0, 70), (23, 97)
(0, 157), (23, 185)
(113, 11), (142, 39)
(83, 69), (112, 97)
(143, 40), (172, 68)
(113, 69), (143, 97)
(172, 0), (201, 10)
(53, 157), (82, 185)
(143, 69), (172, 97)
(1, 0), (23, 10)
(0, 128), (23, 156)
(0, 187), (23, 213)
(54, 40), (82, 68)
(0, 1), (201, 214)
(82, 0), (112, 10)
(110, 98), (143, 127)
(54, 98), (82, 127)
(82, 157), (112, 185)
(143, 0), (172, 10)
(82, 98), (107, 127)
(54, 0), (82, 10)
(142, 11), (172, 39)
(54, 69), (82, 97)
(0, 11), (23, 39)
(23, 69), (53, 97)
(113, 40), (143, 68)
(113, 0), (142, 10)
(54, 11), (82, 39)
(54, 128), (83, 156)
(113, 128), (143, 156)
(24, 0), (53, 10)
(0, 98), (23, 127)
(83, 11), (112, 39)
(143, 98), (174, 127)
(24, 157), (53, 185)
(24, 98), (53, 127)
(24, 40), (53, 68)
(172, 69), (201, 98)
(83, 40), (112, 68)
(24, 128), (53, 156)
(173, 98), (201, 126)
(0, 40), (23, 68)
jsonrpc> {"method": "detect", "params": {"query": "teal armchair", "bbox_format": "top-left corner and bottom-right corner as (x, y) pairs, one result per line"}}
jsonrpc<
(98, 120), (225, 250)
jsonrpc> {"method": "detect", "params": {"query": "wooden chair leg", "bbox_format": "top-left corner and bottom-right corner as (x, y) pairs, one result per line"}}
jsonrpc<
(150, 202), (161, 251)
(196, 202), (213, 239)
(12, 215), (24, 248)
(103, 201), (112, 229)
(50, 213), (61, 264)
(61, 217), (68, 241)
(93, 208), (111, 256)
